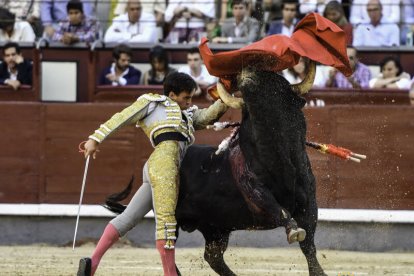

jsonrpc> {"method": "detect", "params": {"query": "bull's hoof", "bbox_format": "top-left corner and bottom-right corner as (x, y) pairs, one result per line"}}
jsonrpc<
(287, 228), (306, 244)
(77, 257), (91, 276)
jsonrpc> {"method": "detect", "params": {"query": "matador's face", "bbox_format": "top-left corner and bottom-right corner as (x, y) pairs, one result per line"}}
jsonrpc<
(169, 90), (195, 110)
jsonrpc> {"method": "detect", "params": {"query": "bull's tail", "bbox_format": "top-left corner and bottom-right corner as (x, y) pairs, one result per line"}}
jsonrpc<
(103, 176), (134, 214)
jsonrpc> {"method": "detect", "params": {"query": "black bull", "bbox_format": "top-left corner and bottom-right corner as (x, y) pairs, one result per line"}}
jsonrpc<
(106, 70), (327, 276)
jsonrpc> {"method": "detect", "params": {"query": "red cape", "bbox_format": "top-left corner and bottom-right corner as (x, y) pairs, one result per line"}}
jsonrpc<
(199, 13), (352, 90)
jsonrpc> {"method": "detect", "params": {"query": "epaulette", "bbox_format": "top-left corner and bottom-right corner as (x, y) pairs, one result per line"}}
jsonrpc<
(138, 93), (167, 102)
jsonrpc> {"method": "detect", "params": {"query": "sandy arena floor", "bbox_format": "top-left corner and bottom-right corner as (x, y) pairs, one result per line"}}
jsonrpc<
(0, 244), (413, 276)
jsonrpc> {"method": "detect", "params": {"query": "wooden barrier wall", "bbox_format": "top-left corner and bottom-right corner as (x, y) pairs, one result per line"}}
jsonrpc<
(0, 101), (413, 210)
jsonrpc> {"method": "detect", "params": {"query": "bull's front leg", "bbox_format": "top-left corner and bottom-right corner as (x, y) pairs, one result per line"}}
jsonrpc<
(295, 199), (327, 276)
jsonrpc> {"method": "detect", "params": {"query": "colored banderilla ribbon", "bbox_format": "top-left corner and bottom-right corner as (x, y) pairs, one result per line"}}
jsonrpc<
(305, 141), (366, 163)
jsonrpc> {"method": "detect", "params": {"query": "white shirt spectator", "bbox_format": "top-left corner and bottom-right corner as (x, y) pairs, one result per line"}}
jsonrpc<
(113, 0), (165, 16)
(353, 18), (400, 46)
(282, 66), (327, 88)
(178, 64), (217, 85)
(1, 0), (40, 19)
(369, 74), (412, 89)
(299, 0), (342, 15)
(0, 21), (36, 42)
(281, 22), (295, 37)
(164, 0), (215, 29)
(104, 12), (158, 43)
(350, 0), (400, 25)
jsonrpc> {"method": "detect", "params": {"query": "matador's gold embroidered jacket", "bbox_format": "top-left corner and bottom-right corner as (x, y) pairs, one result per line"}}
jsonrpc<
(89, 93), (228, 146)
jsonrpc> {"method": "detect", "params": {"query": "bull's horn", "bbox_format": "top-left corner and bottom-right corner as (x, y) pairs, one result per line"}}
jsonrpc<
(290, 60), (316, 95)
(216, 82), (244, 109)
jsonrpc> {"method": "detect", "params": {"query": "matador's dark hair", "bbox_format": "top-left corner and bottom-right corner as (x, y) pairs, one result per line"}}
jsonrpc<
(163, 72), (197, 96)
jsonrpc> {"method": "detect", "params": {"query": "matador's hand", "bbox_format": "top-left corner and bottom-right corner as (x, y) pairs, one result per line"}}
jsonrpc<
(83, 139), (100, 159)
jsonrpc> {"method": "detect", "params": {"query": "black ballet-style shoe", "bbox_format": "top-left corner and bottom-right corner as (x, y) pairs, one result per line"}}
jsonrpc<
(77, 257), (91, 276)
(176, 264), (182, 276)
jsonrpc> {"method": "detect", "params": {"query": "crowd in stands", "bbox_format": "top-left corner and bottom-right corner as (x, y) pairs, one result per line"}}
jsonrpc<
(1, 0), (414, 46)
(1, 0), (414, 95)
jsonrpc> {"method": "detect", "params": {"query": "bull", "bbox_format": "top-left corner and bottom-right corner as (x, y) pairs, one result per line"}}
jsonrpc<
(104, 12), (357, 275)
(106, 60), (328, 276)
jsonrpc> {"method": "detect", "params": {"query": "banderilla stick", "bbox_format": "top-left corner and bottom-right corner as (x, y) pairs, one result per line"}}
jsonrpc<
(207, 121), (241, 131)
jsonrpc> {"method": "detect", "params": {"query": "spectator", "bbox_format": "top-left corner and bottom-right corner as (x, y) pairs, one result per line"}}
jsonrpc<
(212, 0), (260, 44)
(1, 0), (42, 37)
(41, 0), (94, 39)
(267, 0), (298, 37)
(113, 0), (166, 27)
(0, 8), (36, 42)
(0, 42), (32, 90)
(178, 47), (217, 96)
(282, 56), (308, 84)
(369, 56), (411, 90)
(215, 0), (253, 40)
(353, 0), (400, 47)
(325, 46), (371, 89)
(350, 0), (399, 25)
(262, 0), (283, 28)
(104, 0), (158, 44)
(282, 56), (326, 87)
(164, 0), (215, 43)
(401, 0), (414, 45)
(143, 45), (177, 85)
(51, 0), (98, 45)
(323, 0), (352, 45)
(220, 0), (254, 22)
(99, 44), (141, 86)
(112, 0), (166, 41)
(298, 0), (342, 17)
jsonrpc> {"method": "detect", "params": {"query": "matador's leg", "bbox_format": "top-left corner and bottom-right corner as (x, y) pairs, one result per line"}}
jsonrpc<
(110, 162), (153, 236)
(148, 140), (180, 246)
(148, 140), (180, 276)
(78, 163), (154, 276)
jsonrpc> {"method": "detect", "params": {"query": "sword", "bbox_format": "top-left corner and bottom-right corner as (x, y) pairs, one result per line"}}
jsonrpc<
(72, 155), (90, 250)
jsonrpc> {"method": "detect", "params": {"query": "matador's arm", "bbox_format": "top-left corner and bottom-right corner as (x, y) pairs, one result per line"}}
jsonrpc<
(191, 99), (228, 130)
(89, 95), (155, 143)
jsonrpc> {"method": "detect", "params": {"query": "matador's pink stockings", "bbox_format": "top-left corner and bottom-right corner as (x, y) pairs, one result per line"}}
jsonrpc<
(156, 240), (178, 276)
(90, 223), (119, 275)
